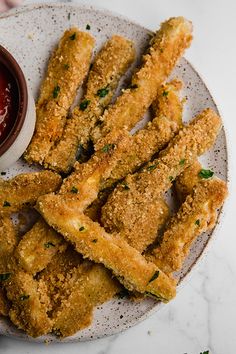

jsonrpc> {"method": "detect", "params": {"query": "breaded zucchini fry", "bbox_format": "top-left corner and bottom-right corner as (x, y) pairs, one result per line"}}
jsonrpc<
(37, 194), (176, 302)
(24, 28), (95, 164)
(91, 17), (192, 142)
(5, 270), (52, 337)
(147, 178), (227, 274)
(52, 264), (121, 337)
(175, 160), (202, 203)
(16, 219), (66, 275)
(102, 109), (222, 240)
(100, 79), (183, 190)
(0, 171), (62, 214)
(44, 35), (135, 173)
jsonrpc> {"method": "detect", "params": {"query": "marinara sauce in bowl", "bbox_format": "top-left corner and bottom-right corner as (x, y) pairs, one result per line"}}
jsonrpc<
(0, 45), (35, 170)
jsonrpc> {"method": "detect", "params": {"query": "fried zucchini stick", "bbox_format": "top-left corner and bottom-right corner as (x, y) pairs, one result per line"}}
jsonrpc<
(91, 17), (192, 143)
(148, 178), (227, 274)
(0, 217), (17, 316)
(5, 270), (52, 337)
(52, 264), (120, 337)
(15, 219), (66, 275)
(0, 171), (62, 215)
(100, 79), (183, 190)
(44, 35), (135, 173)
(102, 109), (222, 245)
(24, 28), (95, 164)
(37, 194), (176, 302)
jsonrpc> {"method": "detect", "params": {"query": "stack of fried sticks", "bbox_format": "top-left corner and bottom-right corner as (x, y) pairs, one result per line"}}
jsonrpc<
(0, 17), (227, 338)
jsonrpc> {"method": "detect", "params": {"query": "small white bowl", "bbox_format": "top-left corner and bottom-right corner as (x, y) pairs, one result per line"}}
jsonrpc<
(0, 45), (35, 170)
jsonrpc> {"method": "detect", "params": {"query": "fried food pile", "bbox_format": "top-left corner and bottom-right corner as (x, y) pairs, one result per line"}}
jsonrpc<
(0, 17), (228, 338)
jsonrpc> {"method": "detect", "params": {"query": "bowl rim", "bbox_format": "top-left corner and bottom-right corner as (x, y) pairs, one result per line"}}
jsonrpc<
(0, 44), (28, 156)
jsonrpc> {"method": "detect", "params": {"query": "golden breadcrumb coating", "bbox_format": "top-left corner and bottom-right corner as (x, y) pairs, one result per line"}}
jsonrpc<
(99, 79), (183, 189)
(0, 287), (9, 316)
(102, 109), (222, 238)
(44, 35), (135, 173)
(91, 17), (192, 142)
(36, 193), (176, 302)
(5, 270), (52, 337)
(16, 219), (67, 275)
(175, 160), (202, 203)
(24, 28), (95, 164)
(52, 263), (120, 337)
(147, 178), (228, 274)
(0, 171), (62, 215)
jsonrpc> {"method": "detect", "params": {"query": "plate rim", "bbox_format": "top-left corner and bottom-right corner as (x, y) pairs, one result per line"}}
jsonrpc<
(0, 1), (230, 343)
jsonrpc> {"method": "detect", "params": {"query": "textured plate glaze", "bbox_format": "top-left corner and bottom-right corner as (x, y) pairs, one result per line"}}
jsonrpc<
(0, 3), (228, 343)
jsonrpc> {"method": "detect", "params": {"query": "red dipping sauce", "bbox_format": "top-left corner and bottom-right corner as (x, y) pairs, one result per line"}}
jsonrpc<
(0, 62), (18, 143)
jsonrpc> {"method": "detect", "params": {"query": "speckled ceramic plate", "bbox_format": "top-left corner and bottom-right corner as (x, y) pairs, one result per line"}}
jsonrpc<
(0, 2), (228, 343)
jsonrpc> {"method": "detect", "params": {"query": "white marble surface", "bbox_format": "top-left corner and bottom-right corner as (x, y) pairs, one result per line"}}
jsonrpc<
(1, 0), (236, 353)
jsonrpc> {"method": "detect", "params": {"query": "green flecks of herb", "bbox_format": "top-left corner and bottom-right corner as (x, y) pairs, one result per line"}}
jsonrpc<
(198, 169), (214, 179)
(147, 163), (158, 171)
(179, 159), (185, 166)
(1, 172), (6, 175)
(19, 294), (30, 301)
(0, 273), (11, 281)
(101, 143), (115, 153)
(97, 87), (109, 98)
(195, 219), (200, 226)
(44, 242), (55, 249)
(53, 85), (60, 98)
(86, 24), (91, 30)
(71, 186), (78, 194)
(92, 239), (97, 243)
(69, 32), (76, 40)
(169, 176), (174, 182)
(162, 90), (169, 97)
(63, 63), (69, 70)
(67, 13), (71, 20)
(79, 99), (90, 111)
(129, 84), (138, 89)
(79, 226), (85, 232)
(148, 271), (160, 283)
(122, 182), (130, 190)
(3, 201), (11, 207)
(200, 351), (209, 354)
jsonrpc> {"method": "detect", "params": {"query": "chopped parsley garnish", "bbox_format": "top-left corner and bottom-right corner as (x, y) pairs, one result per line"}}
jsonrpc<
(63, 63), (69, 70)
(198, 169), (214, 179)
(148, 271), (160, 283)
(0, 273), (11, 281)
(3, 201), (11, 207)
(71, 186), (78, 194)
(1, 172), (6, 175)
(53, 85), (60, 98)
(195, 219), (200, 226)
(68, 13), (71, 20)
(97, 87), (109, 98)
(44, 242), (55, 249)
(122, 182), (130, 190)
(86, 24), (91, 30)
(79, 99), (90, 111)
(162, 90), (169, 97)
(200, 351), (209, 354)
(179, 159), (185, 166)
(101, 143), (115, 153)
(169, 176), (174, 182)
(147, 163), (158, 171)
(69, 32), (76, 40)
(19, 294), (30, 301)
(92, 239), (97, 243)
(79, 226), (85, 232)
